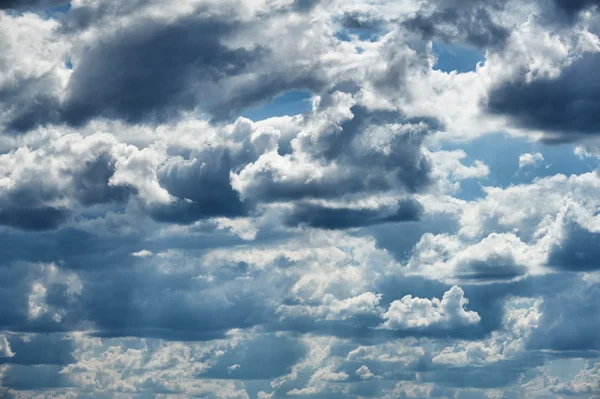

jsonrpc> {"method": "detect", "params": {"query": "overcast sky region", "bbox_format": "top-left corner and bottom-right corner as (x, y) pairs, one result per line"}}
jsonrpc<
(2, 0), (600, 398)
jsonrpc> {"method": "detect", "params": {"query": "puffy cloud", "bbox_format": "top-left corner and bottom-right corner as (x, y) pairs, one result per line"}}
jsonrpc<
(519, 152), (545, 169)
(130, 249), (152, 257)
(355, 365), (377, 380)
(0, 336), (15, 358)
(553, 360), (600, 396)
(380, 286), (481, 330)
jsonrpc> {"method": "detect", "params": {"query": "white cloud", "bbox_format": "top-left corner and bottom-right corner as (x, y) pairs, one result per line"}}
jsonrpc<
(131, 249), (153, 257)
(355, 365), (376, 380)
(518, 152), (545, 169)
(0, 335), (15, 358)
(380, 286), (480, 330)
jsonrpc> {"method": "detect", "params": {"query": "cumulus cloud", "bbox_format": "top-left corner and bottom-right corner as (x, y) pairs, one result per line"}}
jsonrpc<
(380, 286), (481, 330)
(518, 152), (545, 169)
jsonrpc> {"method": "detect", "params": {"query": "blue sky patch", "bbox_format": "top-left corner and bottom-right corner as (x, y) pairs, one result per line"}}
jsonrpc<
(433, 42), (486, 73)
(240, 90), (313, 121)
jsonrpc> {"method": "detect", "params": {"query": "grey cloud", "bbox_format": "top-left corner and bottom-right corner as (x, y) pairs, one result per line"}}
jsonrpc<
(403, 2), (509, 49)
(454, 256), (529, 281)
(201, 334), (307, 380)
(6, 4), (328, 132)
(552, 0), (600, 15)
(72, 153), (135, 206)
(0, 334), (75, 366)
(292, 0), (321, 12)
(0, 150), (132, 231)
(528, 282), (600, 352)
(285, 199), (424, 230)
(234, 104), (434, 205)
(148, 149), (250, 224)
(1, 364), (70, 390)
(0, 262), (82, 334)
(547, 221), (600, 271)
(61, 17), (263, 127)
(0, 207), (69, 231)
(5, 95), (61, 134)
(487, 53), (600, 138)
(0, 0), (67, 9)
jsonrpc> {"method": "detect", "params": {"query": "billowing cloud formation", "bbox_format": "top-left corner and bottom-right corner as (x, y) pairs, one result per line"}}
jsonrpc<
(381, 286), (481, 329)
(1, 0), (600, 398)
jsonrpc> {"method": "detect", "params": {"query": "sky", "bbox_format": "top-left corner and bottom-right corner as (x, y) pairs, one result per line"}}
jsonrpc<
(1, 0), (600, 398)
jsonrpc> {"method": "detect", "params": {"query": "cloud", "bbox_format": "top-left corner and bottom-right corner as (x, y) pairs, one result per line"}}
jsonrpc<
(231, 101), (435, 204)
(528, 281), (600, 352)
(487, 53), (600, 139)
(404, 3), (510, 49)
(0, 336), (15, 358)
(547, 219), (600, 271)
(380, 286), (481, 330)
(406, 232), (534, 283)
(284, 199), (424, 229)
(552, 0), (600, 16)
(0, 0), (67, 9)
(131, 249), (152, 257)
(60, 16), (264, 126)
(553, 360), (600, 396)
(518, 152), (545, 169)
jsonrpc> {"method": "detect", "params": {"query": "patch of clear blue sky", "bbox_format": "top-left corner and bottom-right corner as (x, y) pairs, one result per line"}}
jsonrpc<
(443, 133), (598, 200)
(432, 42), (485, 73)
(240, 90), (313, 121)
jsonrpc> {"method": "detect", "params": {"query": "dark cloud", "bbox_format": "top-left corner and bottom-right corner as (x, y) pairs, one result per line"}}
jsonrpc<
(403, 2), (509, 49)
(0, 262), (83, 334)
(547, 221), (600, 271)
(73, 153), (135, 206)
(528, 282), (600, 352)
(61, 17), (263, 126)
(201, 334), (307, 380)
(0, 334), (75, 366)
(0, 364), (70, 390)
(77, 266), (272, 341)
(0, 75), (63, 134)
(148, 149), (250, 224)
(292, 0), (321, 12)
(0, 0), (67, 9)
(487, 53), (600, 138)
(0, 151), (135, 231)
(0, 207), (69, 231)
(5, 95), (61, 134)
(285, 199), (424, 229)
(455, 255), (529, 281)
(552, 0), (600, 15)
(3, 7), (326, 132)
(238, 104), (434, 204)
